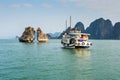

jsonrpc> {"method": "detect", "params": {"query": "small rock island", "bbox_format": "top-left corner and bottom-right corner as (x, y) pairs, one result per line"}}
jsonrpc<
(19, 26), (35, 43)
(37, 27), (49, 42)
(19, 26), (49, 43)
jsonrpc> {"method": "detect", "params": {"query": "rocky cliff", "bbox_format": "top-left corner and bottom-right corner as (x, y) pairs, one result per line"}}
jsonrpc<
(85, 18), (113, 39)
(37, 27), (49, 42)
(74, 22), (85, 32)
(19, 26), (35, 42)
(113, 22), (120, 39)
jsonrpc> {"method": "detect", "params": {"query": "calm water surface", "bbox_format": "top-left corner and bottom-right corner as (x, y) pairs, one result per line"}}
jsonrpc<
(0, 39), (120, 80)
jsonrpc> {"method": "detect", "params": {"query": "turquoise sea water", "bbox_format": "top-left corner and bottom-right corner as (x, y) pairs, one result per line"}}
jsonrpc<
(0, 39), (120, 80)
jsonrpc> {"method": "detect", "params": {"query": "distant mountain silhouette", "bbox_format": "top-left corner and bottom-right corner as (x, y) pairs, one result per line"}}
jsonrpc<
(59, 18), (120, 39)
(47, 32), (61, 39)
(85, 18), (113, 39)
(113, 22), (120, 39)
(74, 22), (85, 32)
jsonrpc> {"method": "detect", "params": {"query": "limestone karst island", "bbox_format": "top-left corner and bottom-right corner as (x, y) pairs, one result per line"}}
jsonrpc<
(19, 26), (49, 43)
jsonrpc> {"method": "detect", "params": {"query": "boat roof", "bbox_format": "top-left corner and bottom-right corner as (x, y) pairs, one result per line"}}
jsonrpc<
(69, 32), (90, 36)
(69, 32), (79, 35)
(81, 33), (90, 36)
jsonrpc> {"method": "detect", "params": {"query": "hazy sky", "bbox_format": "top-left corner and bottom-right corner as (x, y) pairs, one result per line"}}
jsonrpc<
(0, 0), (120, 38)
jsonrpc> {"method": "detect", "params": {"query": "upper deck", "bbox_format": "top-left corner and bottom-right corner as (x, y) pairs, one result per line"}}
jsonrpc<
(63, 29), (90, 41)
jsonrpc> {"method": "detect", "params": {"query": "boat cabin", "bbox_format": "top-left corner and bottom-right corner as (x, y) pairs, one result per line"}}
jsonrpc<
(80, 33), (90, 41)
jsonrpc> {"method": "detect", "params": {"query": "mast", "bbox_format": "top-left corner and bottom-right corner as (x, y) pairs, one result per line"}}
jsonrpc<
(66, 20), (67, 29)
(70, 16), (71, 28)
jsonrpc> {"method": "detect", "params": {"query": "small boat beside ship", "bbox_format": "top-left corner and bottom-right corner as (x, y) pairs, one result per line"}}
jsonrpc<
(61, 29), (92, 48)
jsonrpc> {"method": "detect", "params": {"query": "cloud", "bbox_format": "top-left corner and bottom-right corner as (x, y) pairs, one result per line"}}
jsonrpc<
(10, 4), (21, 8)
(10, 3), (33, 8)
(59, 0), (120, 14)
(11, 3), (52, 9)
(23, 3), (33, 8)
(41, 3), (52, 8)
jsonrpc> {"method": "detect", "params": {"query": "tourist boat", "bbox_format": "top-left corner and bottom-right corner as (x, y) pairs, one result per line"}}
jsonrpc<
(61, 29), (92, 48)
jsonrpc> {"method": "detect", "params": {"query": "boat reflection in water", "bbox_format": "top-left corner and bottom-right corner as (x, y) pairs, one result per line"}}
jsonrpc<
(73, 48), (91, 57)
(64, 48), (92, 80)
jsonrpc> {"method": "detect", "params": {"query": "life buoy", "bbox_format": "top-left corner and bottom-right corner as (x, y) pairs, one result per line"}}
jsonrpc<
(61, 41), (63, 44)
(67, 44), (69, 46)
(90, 43), (92, 46)
(82, 42), (85, 45)
(87, 43), (89, 46)
(70, 38), (76, 44)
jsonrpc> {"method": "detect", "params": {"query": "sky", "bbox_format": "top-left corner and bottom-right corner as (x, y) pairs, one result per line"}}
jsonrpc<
(0, 0), (120, 38)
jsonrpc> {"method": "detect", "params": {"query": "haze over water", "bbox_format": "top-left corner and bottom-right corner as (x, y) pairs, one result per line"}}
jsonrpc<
(0, 39), (120, 80)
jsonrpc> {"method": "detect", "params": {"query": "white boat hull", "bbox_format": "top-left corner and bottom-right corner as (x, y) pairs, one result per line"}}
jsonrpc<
(61, 41), (92, 48)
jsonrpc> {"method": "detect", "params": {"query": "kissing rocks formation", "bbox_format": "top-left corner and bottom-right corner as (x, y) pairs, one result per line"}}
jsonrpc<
(19, 26), (49, 43)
